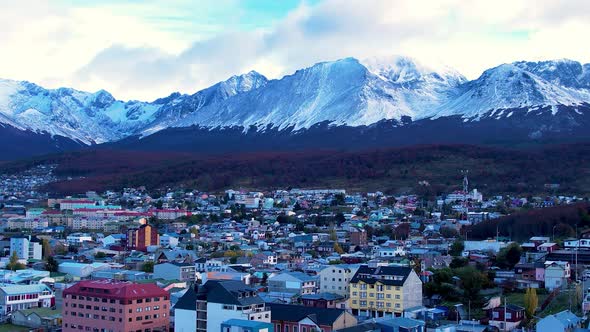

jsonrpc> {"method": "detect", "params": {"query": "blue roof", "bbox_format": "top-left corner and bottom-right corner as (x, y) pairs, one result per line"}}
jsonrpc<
(222, 319), (273, 328)
(0, 284), (52, 295)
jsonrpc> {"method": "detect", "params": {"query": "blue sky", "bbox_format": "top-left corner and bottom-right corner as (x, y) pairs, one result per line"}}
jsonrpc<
(1, 0), (589, 100)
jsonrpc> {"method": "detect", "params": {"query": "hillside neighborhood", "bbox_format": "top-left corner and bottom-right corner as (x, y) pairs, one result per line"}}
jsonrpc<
(0, 175), (588, 332)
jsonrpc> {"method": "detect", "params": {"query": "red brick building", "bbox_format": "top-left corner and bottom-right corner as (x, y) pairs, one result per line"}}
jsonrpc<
(127, 224), (159, 251)
(62, 280), (170, 332)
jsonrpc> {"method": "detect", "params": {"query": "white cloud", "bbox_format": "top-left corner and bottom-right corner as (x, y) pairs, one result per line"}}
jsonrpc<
(1, 0), (589, 100)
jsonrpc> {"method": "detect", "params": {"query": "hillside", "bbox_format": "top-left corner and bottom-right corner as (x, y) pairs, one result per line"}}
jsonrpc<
(3, 144), (590, 196)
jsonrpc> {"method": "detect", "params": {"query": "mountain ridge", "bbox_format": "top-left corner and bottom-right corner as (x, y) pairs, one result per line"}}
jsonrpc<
(1, 56), (590, 159)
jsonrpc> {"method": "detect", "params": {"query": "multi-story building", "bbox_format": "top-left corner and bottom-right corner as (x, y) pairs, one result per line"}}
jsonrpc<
(6, 218), (49, 230)
(59, 199), (96, 211)
(0, 284), (55, 316)
(319, 265), (360, 297)
(153, 262), (196, 282)
(349, 265), (422, 318)
(62, 280), (169, 332)
(127, 224), (159, 251)
(66, 233), (93, 246)
(174, 280), (271, 332)
(10, 236), (42, 261)
(350, 227), (368, 247)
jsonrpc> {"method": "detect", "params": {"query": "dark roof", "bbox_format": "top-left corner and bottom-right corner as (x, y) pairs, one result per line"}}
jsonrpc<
(350, 265), (413, 286)
(268, 303), (345, 327)
(174, 286), (199, 310)
(334, 322), (380, 332)
(203, 280), (264, 306)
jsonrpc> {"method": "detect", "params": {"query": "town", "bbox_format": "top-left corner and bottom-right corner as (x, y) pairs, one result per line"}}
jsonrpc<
(0, 172), (588, 332)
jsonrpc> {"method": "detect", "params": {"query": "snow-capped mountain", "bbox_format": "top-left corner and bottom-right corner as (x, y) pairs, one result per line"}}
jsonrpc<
(0, 79), (161, 144)
(139, 56), (466, 134)
(432, 62), (590, 119)
(1, 56), (590, 159)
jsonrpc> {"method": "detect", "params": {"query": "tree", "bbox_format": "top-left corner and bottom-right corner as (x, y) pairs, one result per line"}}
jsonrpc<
(450, 257), (468, 268)
(94, 252), (107, 259)
(261, 272), (269, 286)
(449, 240), (465, 257)
(42, 239), (51, 260)
(524, 287), (538, 319)
(440, 227), (459, 238)
(45, 256), (59, 273)
(141, 261), (155, 273)
(333, 242), (345, 254)
(455, 266), (484, 302)
(7, 251), (25, 271)
(496, 243), (523, 269)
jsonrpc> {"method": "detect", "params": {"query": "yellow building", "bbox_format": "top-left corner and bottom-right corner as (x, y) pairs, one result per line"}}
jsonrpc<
(349, 265), (422, 318)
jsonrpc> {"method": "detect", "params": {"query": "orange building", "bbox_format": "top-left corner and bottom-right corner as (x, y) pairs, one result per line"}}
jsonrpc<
(127, 224), (159, 251)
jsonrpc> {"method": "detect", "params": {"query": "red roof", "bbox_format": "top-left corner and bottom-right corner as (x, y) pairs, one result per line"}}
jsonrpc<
(63, 280), (168, 300)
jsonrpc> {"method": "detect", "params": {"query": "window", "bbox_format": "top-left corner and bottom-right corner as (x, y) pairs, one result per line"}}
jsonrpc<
(493, 312), (499, 319)
(395, 295), (400, 299)
(506, 313), (512, 320)
(276, 325), (281, 332)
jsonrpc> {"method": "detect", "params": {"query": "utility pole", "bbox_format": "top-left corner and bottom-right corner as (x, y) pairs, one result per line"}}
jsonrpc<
(503, 297), (507, 332)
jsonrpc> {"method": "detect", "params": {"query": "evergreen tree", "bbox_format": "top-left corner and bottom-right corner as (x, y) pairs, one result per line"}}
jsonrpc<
(45, 256), (59, 273)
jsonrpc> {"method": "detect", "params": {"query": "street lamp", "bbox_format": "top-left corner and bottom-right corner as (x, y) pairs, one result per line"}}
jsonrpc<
(553, 225), (559, 242)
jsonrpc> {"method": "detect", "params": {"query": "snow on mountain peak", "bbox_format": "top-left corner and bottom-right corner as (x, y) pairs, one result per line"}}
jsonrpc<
(361, 55), (466, 86)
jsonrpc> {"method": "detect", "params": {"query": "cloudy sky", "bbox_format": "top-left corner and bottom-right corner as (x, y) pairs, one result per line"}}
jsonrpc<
(1, 0), (589, 100)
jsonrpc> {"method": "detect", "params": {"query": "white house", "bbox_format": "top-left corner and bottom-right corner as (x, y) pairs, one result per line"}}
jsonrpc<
(544, 261), (570, 291)
(0, 284), (54, 316)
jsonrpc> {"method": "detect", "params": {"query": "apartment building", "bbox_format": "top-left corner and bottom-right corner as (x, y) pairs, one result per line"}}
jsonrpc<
(349, 265), (422, 318)
(62, 280), (170, 332)
(175, 280), (271, 332)
(319, 265), (360, 297)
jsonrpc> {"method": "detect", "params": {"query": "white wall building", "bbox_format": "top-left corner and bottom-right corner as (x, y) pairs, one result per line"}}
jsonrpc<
(10, 237), (42, 261)
(319, 265), (360, 297)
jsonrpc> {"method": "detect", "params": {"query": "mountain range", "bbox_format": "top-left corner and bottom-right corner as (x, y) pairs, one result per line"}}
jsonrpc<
(1, 56), (590, 159)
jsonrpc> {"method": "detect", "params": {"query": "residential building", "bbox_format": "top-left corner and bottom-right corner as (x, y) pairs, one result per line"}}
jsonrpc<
(268, 303), (357, 332)
(349, 265), (423, 318)
(319, 265), (359, 297)
(301, 293), (347, 309)
(268, 271), (317, 295)
(536, 310), (582, 332)
(153, 262), (196, 282)
(350, 227), (368, 247)
(11, 308), (61, 330)
(62, 280), (169, 332)
(127, 224), (159, 251)
(160, 234), (179, 248)
(174, 280), (271, 332)
(0, 284), (55, 316)
(66, 233), (93, 246)
(545, 261), (571, 290)
(487, 305), (525, 331)
(10, 236), (42, 261)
